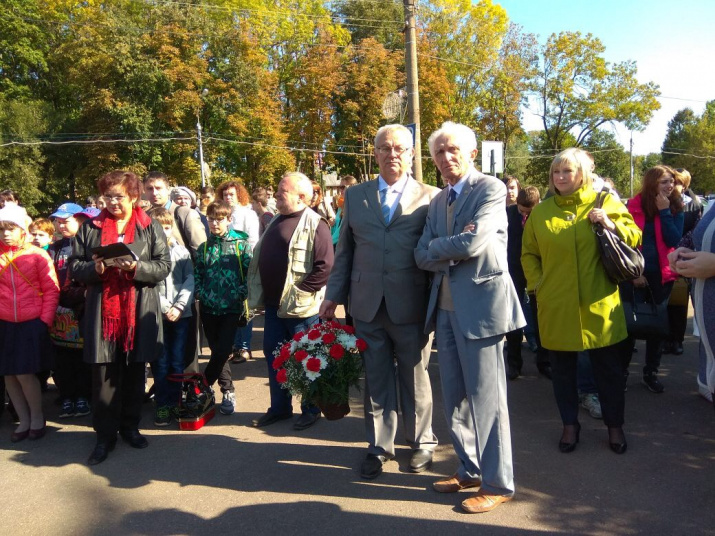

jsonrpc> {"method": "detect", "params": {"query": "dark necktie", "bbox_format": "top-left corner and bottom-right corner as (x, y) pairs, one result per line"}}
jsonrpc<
(448, 188), (457, 206)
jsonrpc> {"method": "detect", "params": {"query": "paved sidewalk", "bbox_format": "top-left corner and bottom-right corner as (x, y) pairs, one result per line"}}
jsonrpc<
(2, 310), (714, 535)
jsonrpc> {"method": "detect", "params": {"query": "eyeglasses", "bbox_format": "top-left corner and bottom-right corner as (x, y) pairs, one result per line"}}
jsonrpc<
(208, 218), (227, 224)
(377, 146), (411, 155)
(104, 195), (126, 202)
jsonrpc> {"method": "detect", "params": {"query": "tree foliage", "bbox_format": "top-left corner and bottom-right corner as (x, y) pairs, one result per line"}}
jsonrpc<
(0, 0), (667, 213)
(533, 31), (661, 152)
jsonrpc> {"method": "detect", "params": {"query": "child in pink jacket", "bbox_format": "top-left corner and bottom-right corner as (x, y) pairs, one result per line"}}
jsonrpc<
(0, 205), (59, 442)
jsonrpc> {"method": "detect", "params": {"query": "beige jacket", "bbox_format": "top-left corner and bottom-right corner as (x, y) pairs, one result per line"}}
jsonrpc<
(247, 208), (325, 318)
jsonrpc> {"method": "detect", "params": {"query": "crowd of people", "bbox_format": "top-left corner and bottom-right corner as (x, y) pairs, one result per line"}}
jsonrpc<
(0, 121), (714, 515)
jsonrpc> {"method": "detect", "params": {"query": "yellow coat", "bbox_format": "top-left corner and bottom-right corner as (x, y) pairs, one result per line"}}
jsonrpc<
(521, 186), (642, 351)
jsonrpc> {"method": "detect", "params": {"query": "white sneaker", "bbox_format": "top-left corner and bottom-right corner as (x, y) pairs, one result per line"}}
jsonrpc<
(579, 393), (603, 419)
(697, 376), (713, 403)
(219, 392), (236, 415)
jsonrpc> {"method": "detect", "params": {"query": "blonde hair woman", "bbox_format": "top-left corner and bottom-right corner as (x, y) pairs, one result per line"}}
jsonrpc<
(522, 148), (641, 455)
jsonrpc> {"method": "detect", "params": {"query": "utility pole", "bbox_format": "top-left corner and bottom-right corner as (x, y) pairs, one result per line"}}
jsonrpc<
(197, 88), (209, 188)
(403, 0), (422, 182)
(629, 131), (634, 198)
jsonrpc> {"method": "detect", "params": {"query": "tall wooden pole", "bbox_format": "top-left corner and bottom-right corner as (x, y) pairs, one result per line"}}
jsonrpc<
(403, 0), (422, 182)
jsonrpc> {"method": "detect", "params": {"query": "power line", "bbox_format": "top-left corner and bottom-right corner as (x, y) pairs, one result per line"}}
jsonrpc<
(4, 135), (715, 161)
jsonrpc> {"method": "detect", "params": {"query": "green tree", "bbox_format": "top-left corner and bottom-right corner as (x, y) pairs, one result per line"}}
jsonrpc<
(0, 98), (50, 215)
(332, 38), (403, 180)
(661, 108), (697, 168)
(332, 0), (404, 51)
(419, 0), (509, 129)
(533, 31), (661, 152)
(582, 130), (630, 195)
(478, 23), (539, 154)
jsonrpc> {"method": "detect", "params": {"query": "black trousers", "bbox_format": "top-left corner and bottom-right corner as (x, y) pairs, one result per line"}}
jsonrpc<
(509, 292), (551, 369)
(550, 338), (631, 428)
(92, 357), (146, 442)
(202, 312), (240, 394)
(54, 346), (91, 400)
(667, 303), (688, 344)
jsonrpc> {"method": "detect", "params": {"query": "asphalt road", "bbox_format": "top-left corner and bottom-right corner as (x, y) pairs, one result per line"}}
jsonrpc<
(2, 309), (714, 536)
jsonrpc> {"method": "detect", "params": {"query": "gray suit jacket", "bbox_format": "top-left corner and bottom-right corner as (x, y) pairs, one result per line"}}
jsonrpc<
(326, 177), (440, 325)
(414, 168), (525, 338)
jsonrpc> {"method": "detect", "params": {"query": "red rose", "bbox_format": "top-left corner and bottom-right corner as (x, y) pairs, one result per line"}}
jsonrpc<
(306, 357), (322, 372)
(322, 333), (336, 344)
(272, 354), (287, 370)
(279, 345), (291, 360)
(329, 344), (345, 359)
(293, 332), (304, 342)
(276, 369), (288, 384)
(329, 320), (342, 329)
(356, 338), (367, 352)
(294, 349), (309, 362)
(343, 325), (355, 335)
(307, 329), (321, 340)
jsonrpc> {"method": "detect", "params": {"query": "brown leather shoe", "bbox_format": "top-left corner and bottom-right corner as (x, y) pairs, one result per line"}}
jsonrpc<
(461, 491), (513, 513)
(433, 473), (481, 493)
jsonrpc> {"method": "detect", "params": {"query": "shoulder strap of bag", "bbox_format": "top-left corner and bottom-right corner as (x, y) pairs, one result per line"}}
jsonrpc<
(0, 250), (43, 296)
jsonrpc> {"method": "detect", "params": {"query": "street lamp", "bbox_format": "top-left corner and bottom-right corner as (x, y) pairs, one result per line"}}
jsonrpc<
(197, 88), (209, 188)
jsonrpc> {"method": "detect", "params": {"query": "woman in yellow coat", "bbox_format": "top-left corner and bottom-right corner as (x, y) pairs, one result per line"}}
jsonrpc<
(522, 148), (641, 454)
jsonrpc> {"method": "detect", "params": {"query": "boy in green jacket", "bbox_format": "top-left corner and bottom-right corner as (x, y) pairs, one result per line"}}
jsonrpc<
(194, 200), (252, 415)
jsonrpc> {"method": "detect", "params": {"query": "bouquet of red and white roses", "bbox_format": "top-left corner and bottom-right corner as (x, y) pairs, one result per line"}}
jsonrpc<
(273, 321), (366, 418)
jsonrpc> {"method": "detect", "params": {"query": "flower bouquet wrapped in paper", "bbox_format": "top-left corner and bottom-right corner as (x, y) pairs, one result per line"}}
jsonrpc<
(274, 321), (366, 420)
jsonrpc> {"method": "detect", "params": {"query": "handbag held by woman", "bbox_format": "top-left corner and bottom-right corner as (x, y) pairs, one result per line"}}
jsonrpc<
(592, 190), (645, 283)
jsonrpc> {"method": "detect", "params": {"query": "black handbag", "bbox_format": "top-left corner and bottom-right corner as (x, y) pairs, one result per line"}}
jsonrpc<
(620, 284), (669, 340)
(592, 190), (644, 283)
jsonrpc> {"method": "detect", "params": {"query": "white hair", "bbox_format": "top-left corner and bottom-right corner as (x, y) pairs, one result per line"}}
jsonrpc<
(427, 121), (477, 159)
(374, 124), (413, 148)
(281, 172), (313, 201)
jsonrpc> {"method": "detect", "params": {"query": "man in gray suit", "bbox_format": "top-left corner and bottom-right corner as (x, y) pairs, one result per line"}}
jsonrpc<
(320, 124), (439, 479)
(415, 122), (525, 513)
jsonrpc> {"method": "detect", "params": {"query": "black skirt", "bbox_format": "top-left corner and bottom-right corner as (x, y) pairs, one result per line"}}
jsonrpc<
(0, 318), (54, 375)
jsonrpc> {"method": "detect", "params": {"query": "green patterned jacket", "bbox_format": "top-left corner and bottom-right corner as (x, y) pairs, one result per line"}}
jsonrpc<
(194, 229), (252, 315)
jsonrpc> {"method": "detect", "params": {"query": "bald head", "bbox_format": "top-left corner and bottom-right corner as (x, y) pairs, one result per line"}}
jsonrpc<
(276, 172), (313, 215)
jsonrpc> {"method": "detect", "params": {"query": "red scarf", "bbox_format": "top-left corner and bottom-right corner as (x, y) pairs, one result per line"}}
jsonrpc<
(93, 207), (151, 352)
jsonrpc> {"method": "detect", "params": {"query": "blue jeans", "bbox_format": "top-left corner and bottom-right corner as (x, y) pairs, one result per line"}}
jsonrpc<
(151, 316), (191, 408)
(262, 307), (320, 416)
(233, 320), (254, 351)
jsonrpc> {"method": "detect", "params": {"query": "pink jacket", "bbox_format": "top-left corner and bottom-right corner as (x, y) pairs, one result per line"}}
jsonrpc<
(0, 243), (60, 326)
(627, 194), (679, 285)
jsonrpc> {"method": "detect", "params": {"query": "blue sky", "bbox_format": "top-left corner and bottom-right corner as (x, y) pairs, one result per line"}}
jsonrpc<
(494, 0), (715, 155)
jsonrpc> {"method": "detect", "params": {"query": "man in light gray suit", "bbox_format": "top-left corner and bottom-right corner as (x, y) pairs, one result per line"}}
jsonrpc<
(415, 122), (525, 514)
(320, 124), (440, 480)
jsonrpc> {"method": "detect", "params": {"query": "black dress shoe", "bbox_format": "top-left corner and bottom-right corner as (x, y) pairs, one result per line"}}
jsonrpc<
(293, 412), (321, 431)
(507, 366), (521, 381)
(252, 411), (293, 428)
(673, 342), (684, 355)
(408, 449), (433, 473)
(608, 427), (627, 454)
(558, 423), (581, 453)
(119, 430), (149, 449)
(88, 441), (116, 465)
(538, 365), (553, 380)
(360, 453), (388, 479)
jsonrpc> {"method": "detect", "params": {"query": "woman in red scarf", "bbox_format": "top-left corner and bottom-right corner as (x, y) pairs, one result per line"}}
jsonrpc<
(70, 171), (170, 465)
